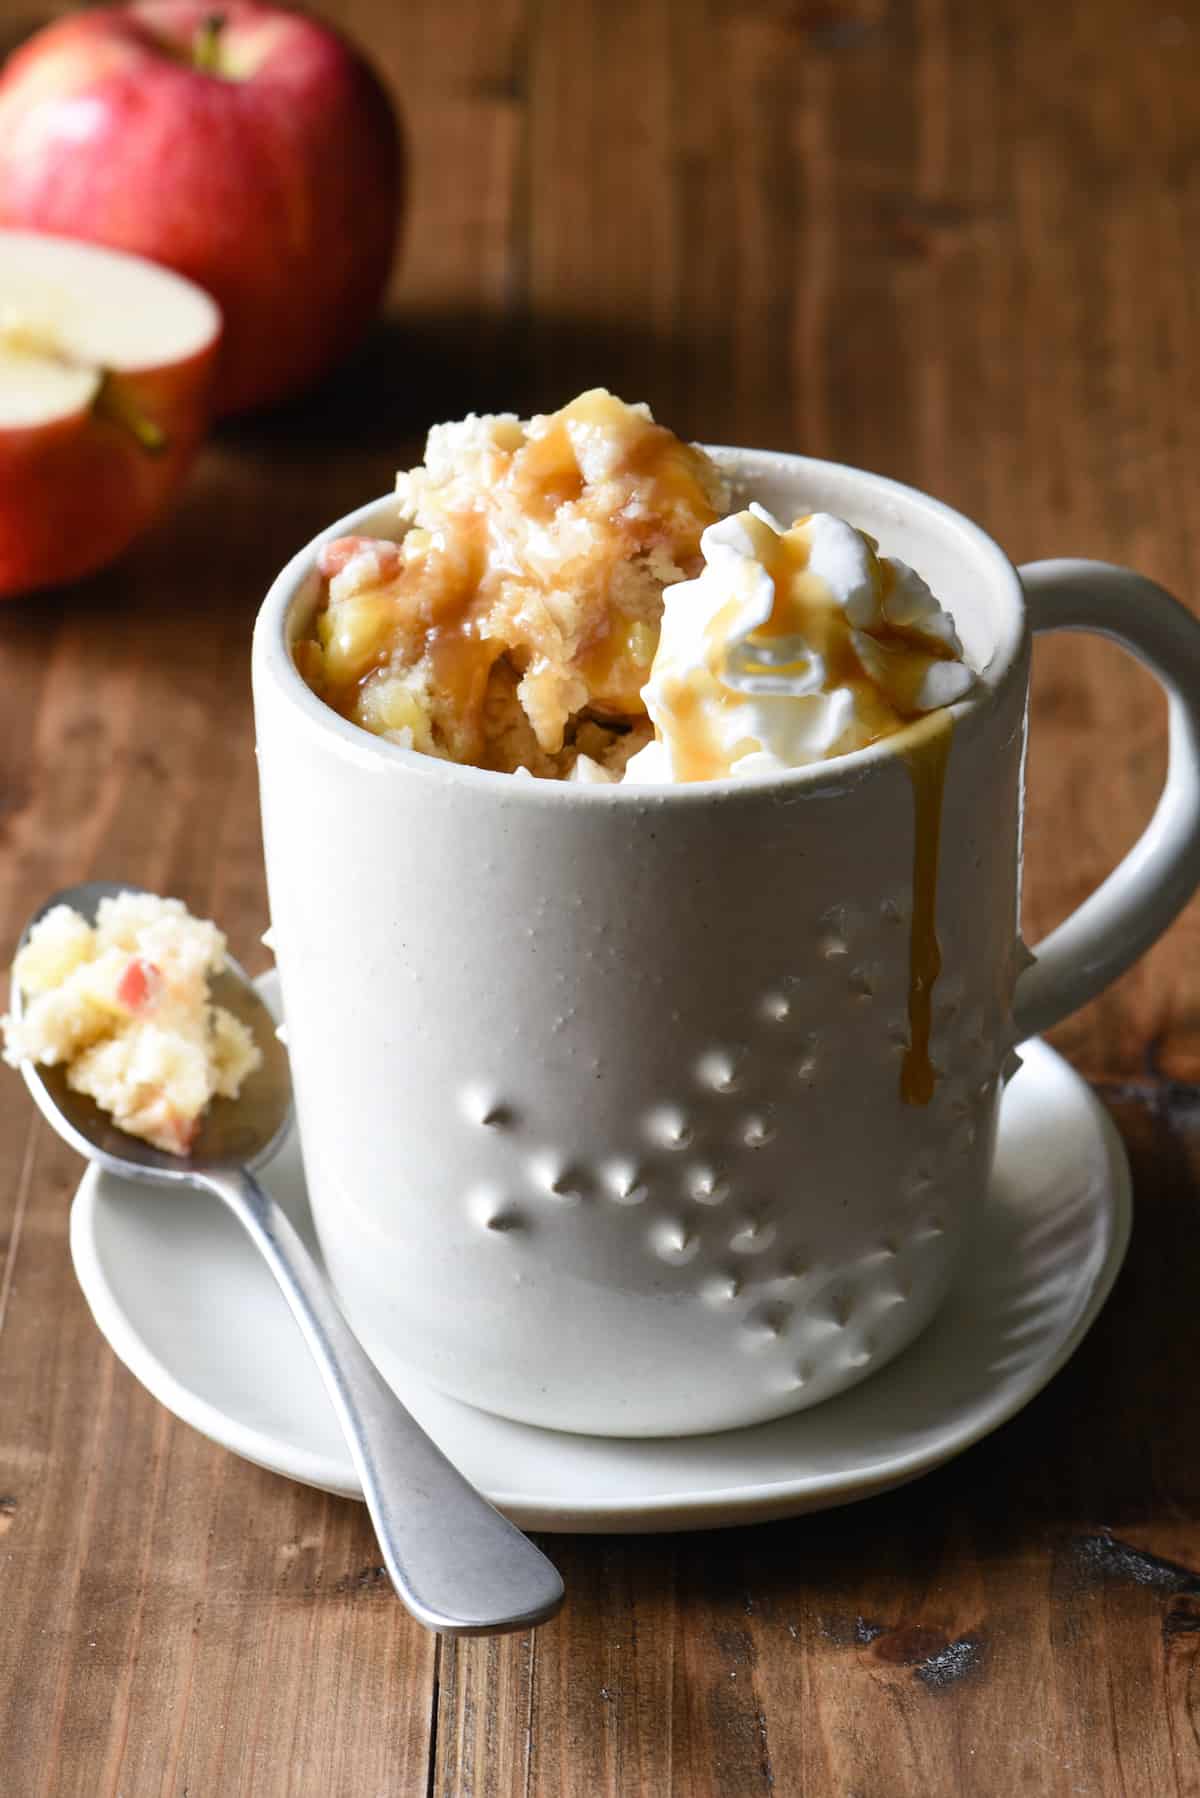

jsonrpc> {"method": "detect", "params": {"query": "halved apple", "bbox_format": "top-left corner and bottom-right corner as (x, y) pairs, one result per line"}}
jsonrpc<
(0, 230), (221, 599)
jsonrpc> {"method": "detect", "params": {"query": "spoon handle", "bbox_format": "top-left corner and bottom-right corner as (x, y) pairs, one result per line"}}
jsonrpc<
(199, 1167), (564, 1636)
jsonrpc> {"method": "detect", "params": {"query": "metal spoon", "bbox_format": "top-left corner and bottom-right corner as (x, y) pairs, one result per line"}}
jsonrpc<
(10, 881), (564, 1638)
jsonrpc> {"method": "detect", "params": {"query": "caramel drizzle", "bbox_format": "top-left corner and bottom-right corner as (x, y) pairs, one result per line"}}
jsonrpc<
(898, 710), (952, 1106)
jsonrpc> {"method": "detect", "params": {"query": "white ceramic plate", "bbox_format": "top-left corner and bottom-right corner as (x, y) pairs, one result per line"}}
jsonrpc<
(69, 980), (1131, 1532)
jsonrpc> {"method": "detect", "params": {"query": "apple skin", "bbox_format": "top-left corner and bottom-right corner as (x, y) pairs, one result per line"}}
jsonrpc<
(0, 2), (402, 416)
(0, 344), (218, 599)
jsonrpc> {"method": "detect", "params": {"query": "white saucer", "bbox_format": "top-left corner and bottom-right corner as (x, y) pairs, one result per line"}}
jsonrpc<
(69, 977), (1131, 1533)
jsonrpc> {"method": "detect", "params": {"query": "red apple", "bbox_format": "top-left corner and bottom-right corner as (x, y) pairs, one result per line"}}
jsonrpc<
(0, 2), (402, 415)
(0, 229), (221, 598)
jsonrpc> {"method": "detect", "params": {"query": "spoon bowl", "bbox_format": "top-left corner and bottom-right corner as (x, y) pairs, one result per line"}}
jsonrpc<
(15, 882), (293, 1180)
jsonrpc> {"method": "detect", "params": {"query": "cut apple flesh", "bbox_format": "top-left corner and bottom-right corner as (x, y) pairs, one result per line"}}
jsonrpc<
(0, 230), (221, 429)
(0, 339), (100, 427)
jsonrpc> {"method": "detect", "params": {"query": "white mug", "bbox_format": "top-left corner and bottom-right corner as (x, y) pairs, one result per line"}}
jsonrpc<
(252, 449), (1200, 1437)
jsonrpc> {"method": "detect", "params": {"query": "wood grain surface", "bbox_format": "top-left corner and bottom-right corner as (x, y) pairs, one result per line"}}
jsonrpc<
(2, 0), (1199, 1792)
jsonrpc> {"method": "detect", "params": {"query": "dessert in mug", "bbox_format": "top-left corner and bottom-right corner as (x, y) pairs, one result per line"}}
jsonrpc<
(259, 397), (1200, 1437)
(2, 892), (261, 1154)
(295, 391), (979, 1107)
(295, 390), (974, 786)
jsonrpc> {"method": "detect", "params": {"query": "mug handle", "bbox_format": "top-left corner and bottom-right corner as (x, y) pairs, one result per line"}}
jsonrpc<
(1014, 558), (1200, 1040)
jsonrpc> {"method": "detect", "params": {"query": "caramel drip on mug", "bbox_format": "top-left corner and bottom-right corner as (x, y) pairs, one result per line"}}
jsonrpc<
(899, 710), (953, 1106)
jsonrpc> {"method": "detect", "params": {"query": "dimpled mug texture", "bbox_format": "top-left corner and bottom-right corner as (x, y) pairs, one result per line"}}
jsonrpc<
(253, 448), (1030, 1436)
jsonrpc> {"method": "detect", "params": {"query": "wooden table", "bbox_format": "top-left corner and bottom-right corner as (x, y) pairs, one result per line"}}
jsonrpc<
(3, 0), (1199, 1791)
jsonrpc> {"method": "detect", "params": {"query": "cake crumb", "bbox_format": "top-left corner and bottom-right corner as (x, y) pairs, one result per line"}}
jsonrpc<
(3, 892), (262, 1156)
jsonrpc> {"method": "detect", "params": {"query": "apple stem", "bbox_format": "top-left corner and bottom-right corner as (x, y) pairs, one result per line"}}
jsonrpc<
(192, 13), (226, 74)
(94, 376), (168, 457)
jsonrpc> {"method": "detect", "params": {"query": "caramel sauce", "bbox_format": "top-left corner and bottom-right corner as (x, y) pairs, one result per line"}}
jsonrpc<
(898, 710), (952, 1106)
(429, 630), (504, 756)
(655, 674), (753, 783)
(575, 616), (655, 715)
(510, 417), (586, 517)
(623, 423), (722, 525)
(291, 636), (326, 693)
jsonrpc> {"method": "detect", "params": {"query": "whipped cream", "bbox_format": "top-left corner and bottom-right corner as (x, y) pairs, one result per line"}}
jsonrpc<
(619, 507), (974, 784)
